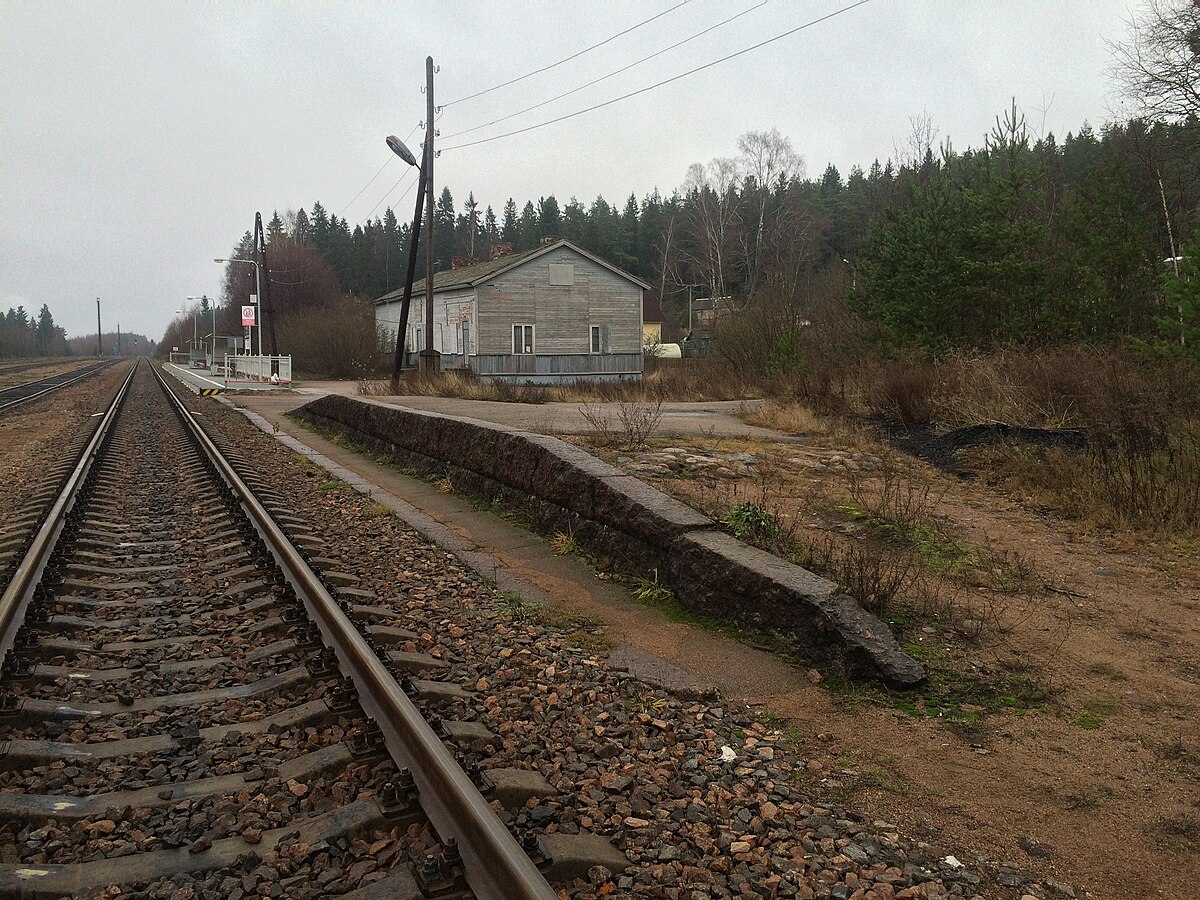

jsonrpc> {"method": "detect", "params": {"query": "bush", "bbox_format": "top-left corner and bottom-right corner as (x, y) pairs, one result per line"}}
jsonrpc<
(276, 295), (380, 378)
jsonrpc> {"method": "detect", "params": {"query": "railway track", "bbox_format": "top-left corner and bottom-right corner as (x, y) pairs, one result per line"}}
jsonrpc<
(0, 362), (116, 415)
(0, 360), (561, 898)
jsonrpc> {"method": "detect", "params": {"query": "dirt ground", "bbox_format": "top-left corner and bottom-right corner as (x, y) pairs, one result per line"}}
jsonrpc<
(230, 385), (1199, 898)
(0, 357), (96, 391)
(612, 432), (1200, 900)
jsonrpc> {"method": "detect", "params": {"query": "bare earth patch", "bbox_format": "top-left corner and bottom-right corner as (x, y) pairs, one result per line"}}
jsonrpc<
(596, 433), (1200, 900)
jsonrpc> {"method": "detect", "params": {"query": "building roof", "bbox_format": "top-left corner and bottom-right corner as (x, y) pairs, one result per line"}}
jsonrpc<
(374, 239), (650, 304)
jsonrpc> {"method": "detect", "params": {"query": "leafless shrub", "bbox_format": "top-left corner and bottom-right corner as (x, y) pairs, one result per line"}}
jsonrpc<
(580, 400), (663, 451)
(870, 360), (937, 425)
(276, 295), (379, 378)
(617, 401), (663, 451)
(793, 534), (919, 616)
(578, 403), (618, 448)
(846, 453), (946, 528)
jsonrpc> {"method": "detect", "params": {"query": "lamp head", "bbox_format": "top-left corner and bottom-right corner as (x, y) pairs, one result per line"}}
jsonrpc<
(386, 135), (419, 168)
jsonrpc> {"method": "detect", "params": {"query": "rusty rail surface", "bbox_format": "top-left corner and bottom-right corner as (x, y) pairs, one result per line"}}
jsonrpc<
(0, 360), (116, 414)
(0, 361), (135, 667)
(150, 364), (557, 900)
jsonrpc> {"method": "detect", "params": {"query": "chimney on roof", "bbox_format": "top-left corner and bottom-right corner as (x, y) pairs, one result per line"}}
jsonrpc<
(451, 256), (477, 269)
(490, 242), (514, 260)
(540, 235), (557, 247)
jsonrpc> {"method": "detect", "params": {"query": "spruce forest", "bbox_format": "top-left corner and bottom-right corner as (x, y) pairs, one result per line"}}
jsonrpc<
(188, 109), (1197, 376)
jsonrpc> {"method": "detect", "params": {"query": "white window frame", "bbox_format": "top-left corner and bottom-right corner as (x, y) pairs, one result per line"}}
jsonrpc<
(461, 321), (471, 357)
(413, 326), (424, 353)
(512, 323), (534, 355)
(590, 325), (601, 354)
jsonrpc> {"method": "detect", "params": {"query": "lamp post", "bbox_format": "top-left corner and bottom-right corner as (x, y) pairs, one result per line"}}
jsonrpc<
(385, 133), (427, 390)
(175, 304), (199, 361)
(214, 257), (263, 356)
(96, 298), (102, 357)
(186, 295), (216, 367)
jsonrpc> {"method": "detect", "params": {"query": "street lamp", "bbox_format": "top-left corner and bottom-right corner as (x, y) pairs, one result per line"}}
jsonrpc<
(186, 296), (216, 367)
(175, 305), (198, 362)
(214, 257), (263, 356)
(386, 133), (429, 388)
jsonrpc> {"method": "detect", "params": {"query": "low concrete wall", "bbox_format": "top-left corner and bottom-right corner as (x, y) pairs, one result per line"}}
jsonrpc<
(293, 395), (924, 688)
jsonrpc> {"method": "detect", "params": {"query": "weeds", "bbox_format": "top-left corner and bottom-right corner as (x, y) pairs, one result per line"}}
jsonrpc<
(724, 503), (779, 541)
(550, 530), (578, 555)
(631, 569), (674, 606)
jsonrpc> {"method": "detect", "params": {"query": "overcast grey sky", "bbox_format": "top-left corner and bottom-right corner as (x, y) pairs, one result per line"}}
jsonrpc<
(1, 0), (1136, 343)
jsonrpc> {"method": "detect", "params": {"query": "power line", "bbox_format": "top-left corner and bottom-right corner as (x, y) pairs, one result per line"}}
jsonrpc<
(443, 0), (768, 141)
(337, 156), (393, 219)
(361, 167), (418, 225)
(442, 0), (873, 152)
(443, 0), (693, 108)
(339, 124), (420, 221)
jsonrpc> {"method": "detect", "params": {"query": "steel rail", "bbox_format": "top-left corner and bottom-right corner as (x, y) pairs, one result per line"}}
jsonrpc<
(0, 361), (116, 414)
(0, 361), (137, 667)
(151, 364), (558, 900)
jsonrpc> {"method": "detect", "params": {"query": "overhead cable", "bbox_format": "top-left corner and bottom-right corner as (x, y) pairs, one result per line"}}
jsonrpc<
(443, 0), (769, 141)
(442, 0), (872, 152)
(442, 0), (693, 108)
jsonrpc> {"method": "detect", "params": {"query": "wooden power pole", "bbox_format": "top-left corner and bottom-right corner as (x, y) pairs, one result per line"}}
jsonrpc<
(421, 55), (436, 375)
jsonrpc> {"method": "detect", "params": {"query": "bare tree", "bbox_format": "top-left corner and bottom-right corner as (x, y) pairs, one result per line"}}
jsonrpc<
(892, 110), (940, 172)
(736, 129), (804, 298)
(681, 157), (741, 300)
(1108, 0), (1200, 123)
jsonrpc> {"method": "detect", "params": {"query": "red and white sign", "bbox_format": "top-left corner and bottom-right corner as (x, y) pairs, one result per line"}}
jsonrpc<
(241, 305), (256, 326)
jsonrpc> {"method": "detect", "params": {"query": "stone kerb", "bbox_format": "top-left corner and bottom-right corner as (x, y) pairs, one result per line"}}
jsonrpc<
(293, 395), (924, 687)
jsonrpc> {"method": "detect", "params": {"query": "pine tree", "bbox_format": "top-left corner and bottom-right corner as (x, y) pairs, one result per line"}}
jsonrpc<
(267, 211), (285, 245)
(517, 201), (539, 251)
(501, 199), (519, 245)
(434, 187), (457, 270)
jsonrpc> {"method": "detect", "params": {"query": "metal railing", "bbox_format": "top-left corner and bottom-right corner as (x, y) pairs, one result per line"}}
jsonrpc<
(221, 354), (292, 384)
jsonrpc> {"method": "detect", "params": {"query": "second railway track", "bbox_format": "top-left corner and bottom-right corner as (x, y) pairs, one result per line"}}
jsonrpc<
(0, 359), (1021, 900)
(0, 361), (561, 899)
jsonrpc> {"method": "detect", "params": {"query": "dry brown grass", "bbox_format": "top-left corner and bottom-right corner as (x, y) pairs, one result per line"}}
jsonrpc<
(739, 400), (827, 434)
(358, 358), (766, 403)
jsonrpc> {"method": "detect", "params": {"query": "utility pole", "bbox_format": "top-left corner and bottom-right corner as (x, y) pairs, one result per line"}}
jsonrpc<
(96, 298), (102, 357)
(421, 55), (436, 375)
(116, 324), (121, 356)
(389, 143), (428, 389)
(255, 212), (277, 357)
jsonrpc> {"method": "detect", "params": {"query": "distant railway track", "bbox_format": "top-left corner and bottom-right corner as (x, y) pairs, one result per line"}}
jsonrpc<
(0, 360), (558, 899)
(0, 361), (117, 415)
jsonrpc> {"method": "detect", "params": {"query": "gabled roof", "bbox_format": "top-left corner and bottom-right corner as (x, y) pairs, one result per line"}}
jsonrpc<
(373, 239), (650, 304)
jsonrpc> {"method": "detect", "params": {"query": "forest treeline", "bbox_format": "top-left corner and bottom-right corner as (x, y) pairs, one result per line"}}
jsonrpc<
(191, 106), (1196, 370)
(0, 305), (71, 358)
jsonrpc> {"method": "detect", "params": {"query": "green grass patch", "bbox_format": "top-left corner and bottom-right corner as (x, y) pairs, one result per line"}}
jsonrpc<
(316, 479), (345, 491)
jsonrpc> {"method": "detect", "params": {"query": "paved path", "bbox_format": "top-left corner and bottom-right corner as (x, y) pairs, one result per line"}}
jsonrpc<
(242, 378), (780, 440)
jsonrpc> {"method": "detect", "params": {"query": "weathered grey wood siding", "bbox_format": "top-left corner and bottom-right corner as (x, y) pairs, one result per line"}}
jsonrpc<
(474, 246), (642, 356)
(474, 352), (642, 376)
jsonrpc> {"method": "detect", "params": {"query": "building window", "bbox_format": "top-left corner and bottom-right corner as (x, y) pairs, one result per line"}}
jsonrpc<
(590, 324), (610, 354)
(461, 321), (471, 356)
(512, 324), (534, 354)
(548, 263), (574, 286)
(413, 327), (423, 353)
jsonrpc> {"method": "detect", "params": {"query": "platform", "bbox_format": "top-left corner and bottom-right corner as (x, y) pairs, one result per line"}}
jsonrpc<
(163, 363), (294, 395)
